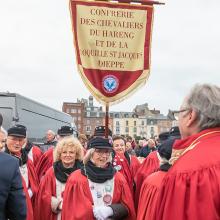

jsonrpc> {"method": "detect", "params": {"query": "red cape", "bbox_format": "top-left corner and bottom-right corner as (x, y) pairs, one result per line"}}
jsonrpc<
(155, 127), (220, 220)
(36, 148), (53, 180)
(25, 159), (39, 205)
(30, 146), (43, 167)
(137, 171), (166, 220)
(113, 153), (134, 194)
(130, 155), (141, 178)
(62, 170), (136, 220)
(134, 151), (159, 209)
(22, 177), (34, 220)
(35, 168), (57, 220)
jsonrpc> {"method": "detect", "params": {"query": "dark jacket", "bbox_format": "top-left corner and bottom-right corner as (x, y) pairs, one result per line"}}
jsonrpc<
(139, 146), (157, 158)
(0, 152), (26, 220)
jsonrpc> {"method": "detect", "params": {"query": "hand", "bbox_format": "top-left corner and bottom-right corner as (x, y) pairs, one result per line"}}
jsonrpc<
(28, 188), (33, 198)
(93, 206), (113, 220)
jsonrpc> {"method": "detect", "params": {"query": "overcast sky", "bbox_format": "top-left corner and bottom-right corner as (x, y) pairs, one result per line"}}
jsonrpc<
(0, 0), (219, 115)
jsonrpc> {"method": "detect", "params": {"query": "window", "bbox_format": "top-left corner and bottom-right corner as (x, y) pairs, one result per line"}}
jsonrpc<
(71, 109), (77, 113)
(116, 121), (120, 126)
(134, 121), (137, 126)
(87, 112), (90, 117)
(125, 127), (129, 133)
(86, 126), (91, 132)
(78, 109), (81, 113)
(116, 127), (120, 134)
(142, 120), (145, 126)
(133, 127), (137, 133)
(126, 121), (129, 126)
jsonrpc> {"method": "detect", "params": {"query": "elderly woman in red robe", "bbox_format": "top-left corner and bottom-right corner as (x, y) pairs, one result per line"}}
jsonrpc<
(34, 136), (83, 220)
(62, 137), (136, 220)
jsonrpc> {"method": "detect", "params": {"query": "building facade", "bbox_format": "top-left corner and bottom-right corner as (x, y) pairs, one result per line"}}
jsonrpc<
(63, 96), (175, 138)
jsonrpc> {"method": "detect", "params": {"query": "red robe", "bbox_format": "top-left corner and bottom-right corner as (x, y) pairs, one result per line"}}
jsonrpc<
(62, 170), (136, 220)
(28, 146), (43, 167)
(130, 155), (141, 178)
(22, 178), (34, 220)
(155, 127), (220, 220)
(21, 159), (39, 203)
(35, 168), (58, 220)
(113, 153), (134, 193)
(134, 151), (159, 208)
(36, 147), (53, 180)
(137, 171), (166, 220)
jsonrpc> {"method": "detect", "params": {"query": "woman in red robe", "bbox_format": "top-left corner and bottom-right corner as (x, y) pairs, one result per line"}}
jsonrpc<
(62, 137), (136, 220)
(112, 136), (140, 195)
(34, 136), (83, 220)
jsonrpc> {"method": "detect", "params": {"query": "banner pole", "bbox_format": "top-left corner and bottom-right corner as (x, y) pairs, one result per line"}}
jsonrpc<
(105, 104), (109, 138)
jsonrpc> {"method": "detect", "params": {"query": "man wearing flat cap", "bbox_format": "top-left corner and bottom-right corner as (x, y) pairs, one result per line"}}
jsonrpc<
(36, 125), (74, 180)
(4, 125), (39, 220)
(0, 114), (27, 220)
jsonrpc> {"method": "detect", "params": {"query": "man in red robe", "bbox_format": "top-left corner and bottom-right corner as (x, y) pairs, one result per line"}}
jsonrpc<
(154, 84), (220, 220)
(5, 125), (39, 220)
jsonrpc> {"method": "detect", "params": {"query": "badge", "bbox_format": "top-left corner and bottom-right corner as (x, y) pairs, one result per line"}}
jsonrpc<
(97, 191), (102, 198)
(105, 185), (112, 193)
(103, 194), (112, 205)
(114, 165), (122, 171)
(102, 75), (119, 93)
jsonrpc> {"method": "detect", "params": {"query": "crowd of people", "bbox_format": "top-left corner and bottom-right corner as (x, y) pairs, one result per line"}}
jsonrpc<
(0, 83), (220, 220)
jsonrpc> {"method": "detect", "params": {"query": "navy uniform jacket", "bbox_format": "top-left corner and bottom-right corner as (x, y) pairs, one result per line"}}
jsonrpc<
(0, 152), (26, 220)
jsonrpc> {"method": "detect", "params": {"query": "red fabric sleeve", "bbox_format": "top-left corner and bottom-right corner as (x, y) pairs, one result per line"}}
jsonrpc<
(155, 166), (220, 220)
(32, 146), (43, 167)
(34, 168), (57, 220)
(134, 151), (159, 209)
(62, 170), (94, 220)
(113, 172), (136, 220)
(22, 177), (34, 220)
(137, 171), (166, 220)
(36, 148), (53, 180)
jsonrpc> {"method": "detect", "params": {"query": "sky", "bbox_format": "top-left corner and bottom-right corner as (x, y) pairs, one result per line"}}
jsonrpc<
(0, 0), (219, 115)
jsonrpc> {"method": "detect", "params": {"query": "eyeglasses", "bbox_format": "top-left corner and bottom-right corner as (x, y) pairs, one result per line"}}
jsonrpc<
(94, 149), (111, 156)
(172, 108), (191, 120)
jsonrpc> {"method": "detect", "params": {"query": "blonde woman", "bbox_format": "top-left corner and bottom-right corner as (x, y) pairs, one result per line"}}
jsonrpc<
(35, 137), (83, 220)
(62, 137), (136, 220)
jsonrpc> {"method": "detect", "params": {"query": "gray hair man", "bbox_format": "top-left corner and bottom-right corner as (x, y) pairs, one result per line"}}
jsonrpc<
(154, 84), (220, 220)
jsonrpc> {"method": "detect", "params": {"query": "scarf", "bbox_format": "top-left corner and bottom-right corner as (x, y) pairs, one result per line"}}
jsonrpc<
(54, 160), (82, 183)
(5, 145), (28, 166)
(81, 160), (116, 183)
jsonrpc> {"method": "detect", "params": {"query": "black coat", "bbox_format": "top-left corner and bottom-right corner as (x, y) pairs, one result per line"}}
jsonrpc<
(0, 152), (26, 220)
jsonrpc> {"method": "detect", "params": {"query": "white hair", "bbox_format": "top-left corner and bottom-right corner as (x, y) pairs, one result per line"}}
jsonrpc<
(183, 84), (220, 131)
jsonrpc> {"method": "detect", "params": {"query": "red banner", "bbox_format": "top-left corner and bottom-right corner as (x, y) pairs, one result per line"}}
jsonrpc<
(70, 0), (154, 104)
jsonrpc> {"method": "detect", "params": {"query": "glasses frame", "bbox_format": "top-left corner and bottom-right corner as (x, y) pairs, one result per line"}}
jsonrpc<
(172, 108), (191, 120)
